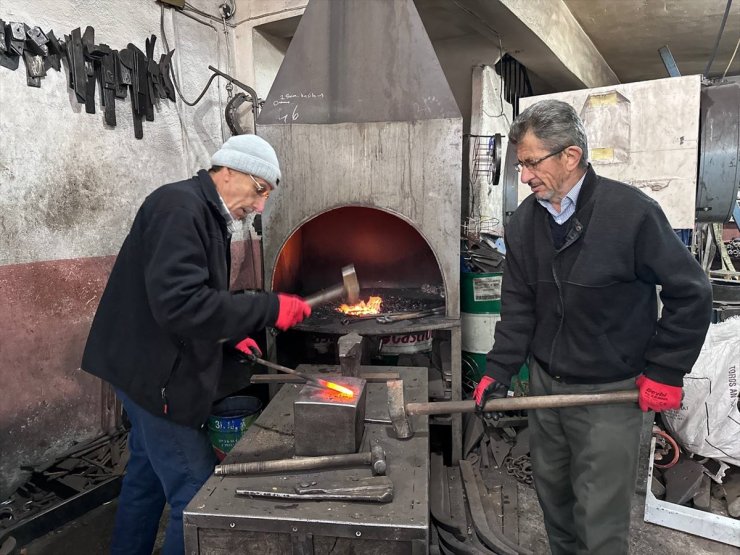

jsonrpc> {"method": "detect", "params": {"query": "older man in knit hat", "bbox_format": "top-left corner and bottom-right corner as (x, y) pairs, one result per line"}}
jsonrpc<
(82, 135), (311, 555)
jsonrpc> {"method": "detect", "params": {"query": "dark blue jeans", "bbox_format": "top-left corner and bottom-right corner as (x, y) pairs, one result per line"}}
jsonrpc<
(111, 389), (216, 555)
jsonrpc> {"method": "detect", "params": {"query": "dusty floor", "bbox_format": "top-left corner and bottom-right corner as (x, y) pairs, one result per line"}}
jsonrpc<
(517, 484), (739, 555)
(19, 490), (739, 554)
(21, 500), (166, 555)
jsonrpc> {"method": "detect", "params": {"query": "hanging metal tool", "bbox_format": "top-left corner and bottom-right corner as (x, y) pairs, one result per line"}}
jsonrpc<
(206, 65), (261, 135)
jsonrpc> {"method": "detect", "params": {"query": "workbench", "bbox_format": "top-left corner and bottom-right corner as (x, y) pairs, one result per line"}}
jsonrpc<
(184, 366), (429, 554)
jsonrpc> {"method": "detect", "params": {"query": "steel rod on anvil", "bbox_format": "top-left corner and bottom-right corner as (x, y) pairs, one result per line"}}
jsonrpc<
(405, 390), (639, 416)
(250, 356), (328, 390)
(251, 372), (400, 384)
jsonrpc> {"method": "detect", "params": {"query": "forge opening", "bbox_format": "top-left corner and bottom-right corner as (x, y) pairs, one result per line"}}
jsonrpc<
(272, 206), (445, 297)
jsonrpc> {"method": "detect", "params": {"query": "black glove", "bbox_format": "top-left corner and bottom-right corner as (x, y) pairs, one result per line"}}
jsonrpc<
(473, 375), (508, 420)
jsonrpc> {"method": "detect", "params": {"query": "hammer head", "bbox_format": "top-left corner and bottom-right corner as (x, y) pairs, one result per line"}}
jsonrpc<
(386, 379), (413, 439)
(370, 444), (387, 476)
(342, 264), (360, 305)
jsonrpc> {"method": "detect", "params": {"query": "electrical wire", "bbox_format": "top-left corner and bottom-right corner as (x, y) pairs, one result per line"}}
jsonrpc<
(160, 5), (221, 107)
(704, 0), (734, 76)
(722, 34), (740, 77)
(218, 13), (233, 141)
(183, 2), (235, 26)
(450, 0), (501, 40)
(450, 0), (511, 124)
(233, 5), (304, 26)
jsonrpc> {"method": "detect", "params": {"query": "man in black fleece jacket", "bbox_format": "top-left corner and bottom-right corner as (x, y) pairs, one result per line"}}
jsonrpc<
(82, 135), (311, 555)
(474, 100), (712, 554)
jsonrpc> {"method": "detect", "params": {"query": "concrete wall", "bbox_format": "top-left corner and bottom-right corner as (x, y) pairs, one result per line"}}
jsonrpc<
(499, 0), (618, 88)
(469, 65), (514, 233)
(0, 0), (242, 498)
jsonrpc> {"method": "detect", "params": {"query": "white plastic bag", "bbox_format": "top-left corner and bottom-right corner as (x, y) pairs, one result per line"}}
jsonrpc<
(662, 317), (740, 466)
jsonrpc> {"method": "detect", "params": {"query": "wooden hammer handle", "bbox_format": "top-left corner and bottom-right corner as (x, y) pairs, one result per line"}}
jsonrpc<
(405, 390), (639, 416)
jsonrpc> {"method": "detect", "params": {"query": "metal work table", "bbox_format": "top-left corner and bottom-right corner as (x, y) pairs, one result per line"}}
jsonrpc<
(184, 366), (429, 554)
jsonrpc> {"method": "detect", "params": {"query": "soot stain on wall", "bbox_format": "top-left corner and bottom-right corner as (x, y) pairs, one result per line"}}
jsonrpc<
(39, 164), (113, 233)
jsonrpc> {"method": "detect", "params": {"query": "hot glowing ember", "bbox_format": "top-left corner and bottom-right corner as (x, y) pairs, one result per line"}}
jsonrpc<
(336, 296), (382, 316)
(317, 379), (355, 398)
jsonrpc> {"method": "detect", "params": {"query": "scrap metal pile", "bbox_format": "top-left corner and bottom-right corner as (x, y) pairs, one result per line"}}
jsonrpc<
(430, 418), (533, 555)
(649, 424), (740, 518)
(462, 233), (506, 274)
(0, 430), (128, 548)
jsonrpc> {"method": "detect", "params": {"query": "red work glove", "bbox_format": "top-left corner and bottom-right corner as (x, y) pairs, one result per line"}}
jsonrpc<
(473, 375), (508, 417)
(636, 375), (682, 412)
(275, 294), (312, 331)
(235, 337), (262, 358)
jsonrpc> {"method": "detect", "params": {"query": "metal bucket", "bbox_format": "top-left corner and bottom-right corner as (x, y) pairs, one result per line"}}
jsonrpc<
(208, 396), (262, 461)
(460, 271), (502, 386)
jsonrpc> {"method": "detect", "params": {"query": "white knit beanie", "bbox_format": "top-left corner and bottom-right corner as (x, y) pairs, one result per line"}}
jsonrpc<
(211, 135), (281, 188)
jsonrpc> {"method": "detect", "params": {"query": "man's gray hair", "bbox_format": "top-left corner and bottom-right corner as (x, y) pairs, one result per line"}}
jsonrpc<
(509, 99), (589, 168)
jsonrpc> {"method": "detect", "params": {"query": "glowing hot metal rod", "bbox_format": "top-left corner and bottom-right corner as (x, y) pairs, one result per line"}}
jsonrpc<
(245, 354), (354, 398)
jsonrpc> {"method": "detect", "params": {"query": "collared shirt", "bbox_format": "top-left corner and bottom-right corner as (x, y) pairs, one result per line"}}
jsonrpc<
(537, 171), (586, 225)
(216, 193), (240, 236)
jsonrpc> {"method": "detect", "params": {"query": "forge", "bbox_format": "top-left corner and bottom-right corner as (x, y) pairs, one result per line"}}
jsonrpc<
(185, 0), (463, 551)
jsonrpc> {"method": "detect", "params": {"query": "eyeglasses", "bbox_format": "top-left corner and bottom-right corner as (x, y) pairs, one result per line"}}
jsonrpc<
(249, 174), (271, 199)
(514, 146), (567, 173)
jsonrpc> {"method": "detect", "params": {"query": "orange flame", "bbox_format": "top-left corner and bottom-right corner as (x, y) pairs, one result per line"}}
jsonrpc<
(317, 379), (355, 398)
(336, 296), (382, 316)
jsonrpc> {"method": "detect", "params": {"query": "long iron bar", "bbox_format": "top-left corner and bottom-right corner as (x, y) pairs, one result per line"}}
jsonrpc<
(215, 452), (374, 476)
(405, 390), (639, 416)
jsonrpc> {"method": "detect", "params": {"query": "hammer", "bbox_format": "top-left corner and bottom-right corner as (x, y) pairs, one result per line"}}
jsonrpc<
(304, 264), (360, 308)
(386, 379), (639, 439)
(214, 444), (387, 476)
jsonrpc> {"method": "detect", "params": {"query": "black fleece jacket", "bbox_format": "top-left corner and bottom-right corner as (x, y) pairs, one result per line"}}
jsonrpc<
(82, 170), (279, 428)
(486, 166), (712, 387)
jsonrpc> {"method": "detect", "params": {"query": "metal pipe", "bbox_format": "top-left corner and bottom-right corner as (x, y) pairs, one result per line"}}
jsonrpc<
(251, 372), (399, 384)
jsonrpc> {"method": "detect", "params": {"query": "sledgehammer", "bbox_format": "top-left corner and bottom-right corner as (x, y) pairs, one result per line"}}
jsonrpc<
(304, 264), (360, 308)
(386, 379), (639, 439)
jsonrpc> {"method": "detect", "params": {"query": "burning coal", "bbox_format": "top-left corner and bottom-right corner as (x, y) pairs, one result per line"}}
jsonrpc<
(336, 296), (382, 316)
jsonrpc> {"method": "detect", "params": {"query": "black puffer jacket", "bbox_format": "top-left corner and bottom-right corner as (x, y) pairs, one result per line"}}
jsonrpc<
(82, 170), (279, 427)
(486, 166), (712, 386)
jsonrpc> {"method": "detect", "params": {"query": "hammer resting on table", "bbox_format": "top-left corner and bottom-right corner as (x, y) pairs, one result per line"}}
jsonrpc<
(214, 445), (387, 476)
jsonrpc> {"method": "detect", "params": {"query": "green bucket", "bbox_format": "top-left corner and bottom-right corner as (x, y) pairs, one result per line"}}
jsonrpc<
(208, 396), (261, 461)
(461, 271), (502, 386)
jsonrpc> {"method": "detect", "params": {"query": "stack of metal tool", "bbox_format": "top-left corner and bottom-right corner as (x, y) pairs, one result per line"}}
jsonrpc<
(462, 233), (506, 273)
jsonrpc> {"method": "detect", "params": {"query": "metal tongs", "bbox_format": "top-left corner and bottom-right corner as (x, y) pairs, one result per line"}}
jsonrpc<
(376, 306), (445, 324)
